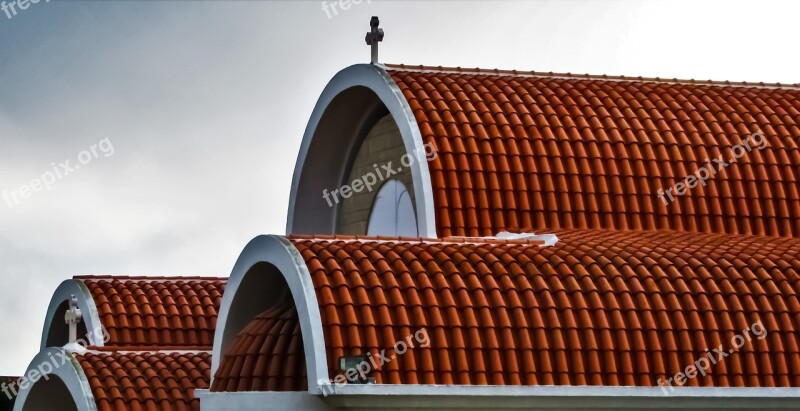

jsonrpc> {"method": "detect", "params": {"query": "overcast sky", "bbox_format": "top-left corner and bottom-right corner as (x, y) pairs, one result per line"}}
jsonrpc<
(0, 0), (797, 375)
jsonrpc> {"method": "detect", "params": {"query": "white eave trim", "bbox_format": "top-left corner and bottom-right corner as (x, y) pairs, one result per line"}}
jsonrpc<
(322, 384), (800, 398)
(196, 385), (800, 410)
(323, 384), (800, 409)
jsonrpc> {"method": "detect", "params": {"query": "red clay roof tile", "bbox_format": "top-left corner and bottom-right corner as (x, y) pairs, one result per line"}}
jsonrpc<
(217, 232), (800, 389)
(78, 351), (210, 411)
(76, 276), (226, 349)
(386, 65), (800, 238)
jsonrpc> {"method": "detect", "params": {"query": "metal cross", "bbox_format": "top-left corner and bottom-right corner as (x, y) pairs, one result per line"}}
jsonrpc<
(65, 294), (82, 344)
(365, 16), (384, 64)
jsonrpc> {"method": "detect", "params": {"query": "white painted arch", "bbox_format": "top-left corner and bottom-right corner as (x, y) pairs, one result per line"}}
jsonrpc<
(12, 348), (96, 411)
(40, 280), (103, 351)
(210, 235), (328, 395)
(286, 63), (436, 238)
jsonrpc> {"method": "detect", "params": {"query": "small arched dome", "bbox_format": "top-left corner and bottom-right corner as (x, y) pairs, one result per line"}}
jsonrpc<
(18, 276), (226, 411)
(12, 349), (210, 411)
(41, 276), (226, 350)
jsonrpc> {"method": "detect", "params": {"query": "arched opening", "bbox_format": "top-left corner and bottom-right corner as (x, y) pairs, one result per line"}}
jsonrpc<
(367, 179), (418, 236)
(22, 376), (77, 411)
(288, 64), (437, 238)
(211, 235), (330, 395)
(218, 262), (292, 361)
(45, 301), (87, 348)
(211, 294), (306, 392)
(292, 85), (390, 234)
(212, 261), (307, 392)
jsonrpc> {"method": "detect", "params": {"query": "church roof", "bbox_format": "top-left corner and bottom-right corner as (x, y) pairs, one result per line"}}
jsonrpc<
(386, 64), (800, 237)
(212, 230), (800, 391)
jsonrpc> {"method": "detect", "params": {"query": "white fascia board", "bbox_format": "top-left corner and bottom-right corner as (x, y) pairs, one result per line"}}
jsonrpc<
(195, 390), (332, 411)
(323, 385), (800, 409)
(196, 385), (800, 410)
(325, 384), (800, 398)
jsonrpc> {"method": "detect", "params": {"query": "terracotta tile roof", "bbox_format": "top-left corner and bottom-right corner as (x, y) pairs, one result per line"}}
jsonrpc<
(210, 295), (307, 392)
(217, 232), (800, 389)
(76, 276), (226, 348)
(386, 64), (800, 238)
(78, 351), (210, 411)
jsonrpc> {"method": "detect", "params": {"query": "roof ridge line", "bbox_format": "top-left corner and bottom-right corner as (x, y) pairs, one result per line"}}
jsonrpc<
(73, 275), (228, 282)
(288, 234), (548, 247)
(384, 63), (800, 90)
(80, 348), (212, 355)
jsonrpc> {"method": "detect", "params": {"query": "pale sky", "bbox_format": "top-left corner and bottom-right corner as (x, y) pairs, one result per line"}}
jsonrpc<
(0, 0), (797, 375)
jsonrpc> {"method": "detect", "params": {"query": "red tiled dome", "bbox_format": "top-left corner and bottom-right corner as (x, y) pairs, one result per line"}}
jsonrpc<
(77, 276), (227, 348)
(228, 232), (799, 389)
(78, 352), (211, 411)
(387, 65), (800, 238)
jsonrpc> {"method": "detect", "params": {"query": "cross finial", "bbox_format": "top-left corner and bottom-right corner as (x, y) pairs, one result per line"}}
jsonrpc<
(365, 16), (384, 64)
(65, 294), (82, 344)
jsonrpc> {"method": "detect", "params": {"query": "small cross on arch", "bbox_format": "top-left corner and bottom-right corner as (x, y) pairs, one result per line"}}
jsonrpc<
(65, 294), (83, 344)
(365, 16), (384, 64)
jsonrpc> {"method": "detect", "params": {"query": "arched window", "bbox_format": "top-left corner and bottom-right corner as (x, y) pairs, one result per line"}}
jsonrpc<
(367, 179), (418, 237)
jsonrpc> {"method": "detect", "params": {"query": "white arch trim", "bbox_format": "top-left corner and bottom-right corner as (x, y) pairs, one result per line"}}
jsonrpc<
(12, 348), (97, 411)
(40, 280), (103, 351)
(210, 235), (328, 395)
(286, 63), (437, 238)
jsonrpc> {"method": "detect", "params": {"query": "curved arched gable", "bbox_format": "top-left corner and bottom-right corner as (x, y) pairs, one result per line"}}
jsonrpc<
(41, 281), (103, 351)
(13, 348), (96, 411)
(287, 64), (437, 238)
(210, 235), (328, 395)
(41, 277), (226, 350)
